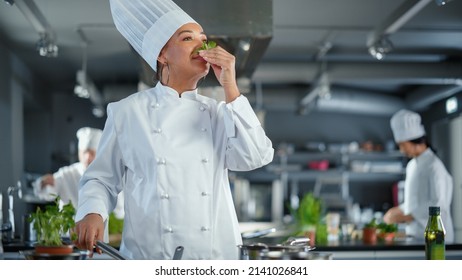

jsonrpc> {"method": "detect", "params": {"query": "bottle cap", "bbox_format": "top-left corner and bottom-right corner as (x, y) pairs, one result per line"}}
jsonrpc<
(429, 206), (440, 215)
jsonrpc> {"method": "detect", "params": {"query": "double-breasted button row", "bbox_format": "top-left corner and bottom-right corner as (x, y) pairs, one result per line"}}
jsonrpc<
(164, 226), (210, 233)
(157, 158), (166, 165)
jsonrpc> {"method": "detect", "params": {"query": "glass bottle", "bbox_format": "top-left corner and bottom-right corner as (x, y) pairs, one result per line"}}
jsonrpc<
(424, 206), (445, 260)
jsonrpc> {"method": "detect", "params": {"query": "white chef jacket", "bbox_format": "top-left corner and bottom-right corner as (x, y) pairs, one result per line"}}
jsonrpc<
(76, 83), (274, 260)
(33, 162), (85, 206)
(400, 148), (454, 243)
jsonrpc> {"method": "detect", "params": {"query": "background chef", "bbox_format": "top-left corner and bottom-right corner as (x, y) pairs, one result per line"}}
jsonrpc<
(384, 109), (454, 242)
(33, 127), (124, 218)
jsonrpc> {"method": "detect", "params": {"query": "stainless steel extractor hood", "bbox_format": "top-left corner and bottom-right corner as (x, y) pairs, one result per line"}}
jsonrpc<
(138, 0), (273, 88)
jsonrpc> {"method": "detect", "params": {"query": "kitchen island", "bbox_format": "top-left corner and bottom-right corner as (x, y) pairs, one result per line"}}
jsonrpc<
(3, 237), (462, 260)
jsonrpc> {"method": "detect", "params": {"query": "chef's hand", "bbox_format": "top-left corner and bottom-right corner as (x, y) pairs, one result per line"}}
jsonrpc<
(73, 213), (104, 257)
(199, 47), (240, 103)
(384, 206), (413, 224)
(40, 174), (55, 188)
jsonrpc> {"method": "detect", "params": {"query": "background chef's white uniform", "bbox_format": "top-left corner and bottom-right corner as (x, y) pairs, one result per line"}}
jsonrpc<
(76, 83), (274, 259)
(33, 161), (85, 206)
(32, 127), (125, 219)
(401, 148), (454, 243)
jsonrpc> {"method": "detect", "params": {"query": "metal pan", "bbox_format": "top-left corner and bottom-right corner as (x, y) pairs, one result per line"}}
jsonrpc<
(238, 236), (314, 260)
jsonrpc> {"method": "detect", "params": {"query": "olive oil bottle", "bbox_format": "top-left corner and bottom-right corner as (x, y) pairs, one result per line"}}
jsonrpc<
(424, 206), (446, 260)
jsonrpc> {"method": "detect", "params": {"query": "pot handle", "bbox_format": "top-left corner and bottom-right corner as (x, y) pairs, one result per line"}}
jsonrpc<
(283, 236), (310, 246)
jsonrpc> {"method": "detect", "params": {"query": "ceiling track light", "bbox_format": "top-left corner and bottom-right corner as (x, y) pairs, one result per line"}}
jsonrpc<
(368, 36), (394, 60)
(13, 0), (58, 57)
(36, 33), (58, 57)
(367, 0), (432, 60)
(435, 0), (453, 6)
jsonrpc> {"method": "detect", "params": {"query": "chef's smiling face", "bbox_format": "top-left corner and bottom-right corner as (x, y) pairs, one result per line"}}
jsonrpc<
(158, 23), (210, 82)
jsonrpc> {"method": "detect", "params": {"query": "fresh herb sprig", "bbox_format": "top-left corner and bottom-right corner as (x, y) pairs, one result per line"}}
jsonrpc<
(197, 40), (217, 52)
(29, 197), (76, 246)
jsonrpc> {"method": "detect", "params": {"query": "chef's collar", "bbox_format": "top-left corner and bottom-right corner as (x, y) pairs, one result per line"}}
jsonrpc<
(415, 148), (432, 164)
(158, 82), (198, 100)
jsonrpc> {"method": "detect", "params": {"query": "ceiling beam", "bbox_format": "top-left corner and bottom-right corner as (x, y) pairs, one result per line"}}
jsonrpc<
(367, 0), (432, 47)
(252, 61), (462, 85)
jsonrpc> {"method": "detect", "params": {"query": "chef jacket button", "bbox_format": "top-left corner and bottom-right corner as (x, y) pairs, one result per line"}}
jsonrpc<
(157, 158), (166, 165)
(201, 226), (210, 232)
(202, 158), (209, 163)
(161, 193), (169, 199)
(201, 127), (207, 132)
(154, 128), (162, 133)
(199, 106), (206, 111)
(201, 191), (208, 196)
(151, 103), (160, 109)
(166, 227), (173, 233)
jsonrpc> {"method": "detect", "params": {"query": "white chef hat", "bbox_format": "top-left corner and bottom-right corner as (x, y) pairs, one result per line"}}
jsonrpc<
(76, 127), (103, 151)
(109, 0), (197, 73)
(390, 109), (426, 143)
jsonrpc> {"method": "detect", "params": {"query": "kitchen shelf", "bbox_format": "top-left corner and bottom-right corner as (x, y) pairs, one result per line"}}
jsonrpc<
(230, 150), (406, 224)
(232, 169), (404, 183)
(233, 150), (405, 183)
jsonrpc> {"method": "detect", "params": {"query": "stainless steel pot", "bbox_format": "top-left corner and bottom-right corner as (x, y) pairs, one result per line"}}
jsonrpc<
(238, 236), (315, 260)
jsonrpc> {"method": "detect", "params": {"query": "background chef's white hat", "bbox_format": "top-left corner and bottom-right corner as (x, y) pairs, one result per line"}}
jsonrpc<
(390, 109), (426, 143)
(109, 0), (197, 73)
(76, 127), (103, 151)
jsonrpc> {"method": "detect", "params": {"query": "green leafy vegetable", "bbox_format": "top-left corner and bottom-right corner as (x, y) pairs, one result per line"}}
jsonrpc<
(289, 193), (328, 245)
(364, 218), (378, 228)
(296, 193), (323, 226)
(197, 40), (217, 52)
(29, 197), (76, 246)
(377, 222), (398, 233)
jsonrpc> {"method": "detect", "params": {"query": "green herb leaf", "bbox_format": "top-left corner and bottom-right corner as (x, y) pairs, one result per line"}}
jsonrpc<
(30, 196), (76, 246)
(197, 40), (217, 52)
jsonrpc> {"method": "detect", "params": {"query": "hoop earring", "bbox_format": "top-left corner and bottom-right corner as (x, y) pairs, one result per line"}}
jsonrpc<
(158, 62), (170, 85)
(165, 63), (170, 85)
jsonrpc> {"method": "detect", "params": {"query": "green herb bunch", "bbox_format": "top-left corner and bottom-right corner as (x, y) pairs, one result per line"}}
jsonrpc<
(364, 218), (378, 228)
(290, 193), (328, 245)
(377, 222), (398, 233)
(30, 197), (76, 246)
(197, 40), (217, 53)
(296, 193), (323, 227)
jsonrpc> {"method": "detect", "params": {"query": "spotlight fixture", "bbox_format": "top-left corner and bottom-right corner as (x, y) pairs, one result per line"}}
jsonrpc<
(36, 33), (58, 57)
(368, 36), (393, 60)
(367, 0), (432, 61)
(435, 0), (452, 6)
(13, 0), (59, 57)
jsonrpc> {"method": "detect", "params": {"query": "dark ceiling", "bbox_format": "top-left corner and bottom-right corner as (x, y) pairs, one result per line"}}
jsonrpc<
(0, 0), (461, 114)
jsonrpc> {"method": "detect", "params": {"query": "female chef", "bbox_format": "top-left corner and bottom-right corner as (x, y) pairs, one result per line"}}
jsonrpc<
(73, 0), (274, 259)
(384, 109), (454, 243)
